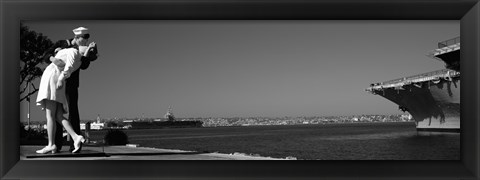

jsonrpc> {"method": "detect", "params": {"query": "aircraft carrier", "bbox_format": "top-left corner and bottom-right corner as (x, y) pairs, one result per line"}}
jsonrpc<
(366, 37), (460, 133)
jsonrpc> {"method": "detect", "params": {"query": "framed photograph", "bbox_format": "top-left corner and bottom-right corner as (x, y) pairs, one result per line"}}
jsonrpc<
(1, 0), (479, 179)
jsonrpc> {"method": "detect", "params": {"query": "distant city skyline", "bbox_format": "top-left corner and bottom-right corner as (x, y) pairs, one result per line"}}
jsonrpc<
(20, 20), (459, 122)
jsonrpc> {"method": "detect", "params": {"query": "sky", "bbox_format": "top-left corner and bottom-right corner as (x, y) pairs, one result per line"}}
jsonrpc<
(20, 20), (459, 122)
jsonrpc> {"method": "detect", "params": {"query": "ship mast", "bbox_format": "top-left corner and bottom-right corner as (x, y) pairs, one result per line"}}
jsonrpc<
(164, 106), (176, 121)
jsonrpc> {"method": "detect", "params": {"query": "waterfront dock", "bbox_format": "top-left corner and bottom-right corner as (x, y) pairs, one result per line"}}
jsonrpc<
(20, 145), (286, 160)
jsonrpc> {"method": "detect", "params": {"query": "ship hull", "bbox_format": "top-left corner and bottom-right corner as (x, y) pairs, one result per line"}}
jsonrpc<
(372, 77), (460, 132)
(367, 38), (460, 133)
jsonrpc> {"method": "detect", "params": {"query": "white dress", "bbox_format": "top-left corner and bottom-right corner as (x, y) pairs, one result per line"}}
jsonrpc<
(36, 47), (82, 114)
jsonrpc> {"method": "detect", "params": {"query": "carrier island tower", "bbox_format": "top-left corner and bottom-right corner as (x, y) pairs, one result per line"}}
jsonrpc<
(366, 37), (460, 133)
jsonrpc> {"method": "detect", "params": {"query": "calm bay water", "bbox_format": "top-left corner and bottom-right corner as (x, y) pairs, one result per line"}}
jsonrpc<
(91, 122), (460, 160)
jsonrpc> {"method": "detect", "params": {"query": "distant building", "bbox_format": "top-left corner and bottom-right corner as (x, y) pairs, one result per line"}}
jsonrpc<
(400, 114), (413, 121)
(80, 122), (105, 130)
(96, 114), (101, 123)
(91, 122), (105, 130)
(78, 114), (105, 130)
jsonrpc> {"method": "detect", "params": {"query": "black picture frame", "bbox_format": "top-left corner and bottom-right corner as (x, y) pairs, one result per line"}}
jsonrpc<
(1, 0), (479, 179)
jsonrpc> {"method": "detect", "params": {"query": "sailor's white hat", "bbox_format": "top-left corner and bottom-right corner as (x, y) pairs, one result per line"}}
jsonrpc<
(73, 27), (89, 35)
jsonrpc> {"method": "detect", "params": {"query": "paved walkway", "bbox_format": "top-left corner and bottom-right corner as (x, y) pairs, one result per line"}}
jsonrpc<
(21, 145), (286, 160)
